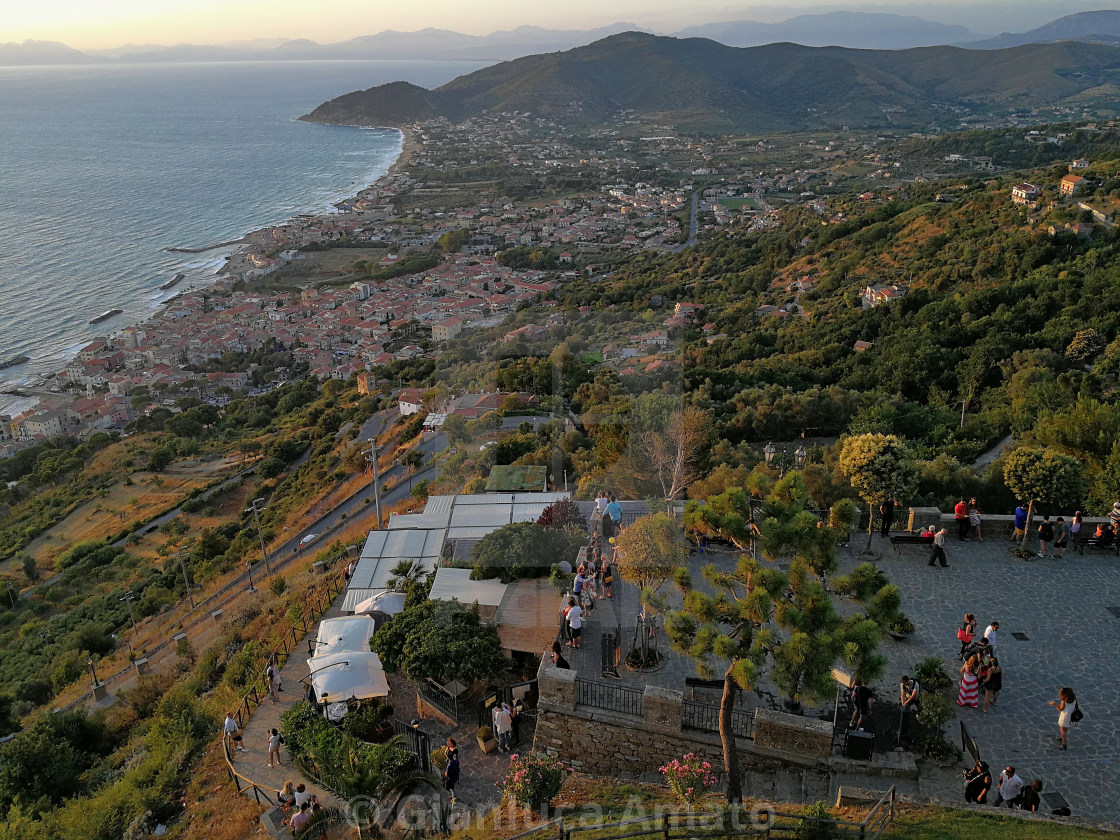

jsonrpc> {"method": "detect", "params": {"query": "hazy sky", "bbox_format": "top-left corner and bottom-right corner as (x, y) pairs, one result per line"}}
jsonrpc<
(7, 0), (1117, 50)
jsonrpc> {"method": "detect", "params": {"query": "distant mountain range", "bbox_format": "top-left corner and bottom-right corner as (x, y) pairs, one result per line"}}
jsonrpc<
(677, 12), (980, 50)
(965, 10), (1120, 48)
(7, 10), (1120, 67)
(300, 32), (1120, 133)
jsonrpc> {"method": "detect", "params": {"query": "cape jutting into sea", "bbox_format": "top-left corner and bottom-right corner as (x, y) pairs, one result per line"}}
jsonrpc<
(0, 59), (488, 413)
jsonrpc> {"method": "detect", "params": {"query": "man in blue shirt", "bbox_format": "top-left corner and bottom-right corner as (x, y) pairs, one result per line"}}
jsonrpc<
(605, 495), (622, 537)
(1012, 503), (1028, 541)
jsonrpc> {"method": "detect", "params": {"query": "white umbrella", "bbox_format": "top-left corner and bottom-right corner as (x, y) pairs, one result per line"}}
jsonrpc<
(351, 590), (407, 616)
(308, 651), (389, 703)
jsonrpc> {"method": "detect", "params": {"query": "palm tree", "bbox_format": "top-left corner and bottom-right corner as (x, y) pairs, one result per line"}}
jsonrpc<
(386, 558), (426, 592)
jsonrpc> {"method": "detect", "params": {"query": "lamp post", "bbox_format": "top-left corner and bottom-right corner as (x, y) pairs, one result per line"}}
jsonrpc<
(4, 582), (15, 609)
(245, 497), (271, 575)
(763, 442), (808, 478)
(86, 657), (100, 688)
(120, 590), (137, 629)
(366, 437), (382, 529)
(246, 561), (257, 593)
(173, 546), (195, 609)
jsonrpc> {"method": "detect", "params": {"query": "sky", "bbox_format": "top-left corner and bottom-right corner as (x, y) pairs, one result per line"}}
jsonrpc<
(6, 0), (1117, 50)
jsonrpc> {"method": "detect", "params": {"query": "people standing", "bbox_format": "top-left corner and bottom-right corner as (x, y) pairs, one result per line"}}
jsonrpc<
(1070, 511), (1082, 542)
(954, 498), (970, 541)
(1037, 514), (1054, 557)
(494, 702), (513, 753)
(266, 661), (281, 703)
(1052, 516), (1069, 559)
(224, 712), (246, 751)
(983, 621), (999, 657)
(509, 698), (522, 747)
(849, 677), (873, 730)
(566, 598), (583, 650)
(879, 498), (895, 538)
(1110, 501), (1120, 531)
(268, 728), (283, 767)
(443, 748), (460, 800)
(991, 766), (1025, 808)
(980, 658), (1002, 712)
(1049, 686), (1077, 750)
(288, 803), (311, 831)
(963, 761), (992, 804)
(957, 613), (977, 661)
(605, 495), (622, 537)
(968, 498), (983, 541)
(600, 556), (614, 599)
(957, 656), (980, 708)
(899, 675), (921, 714)
(1012, 502), (1029, 542)
(928, 528), (949, 568)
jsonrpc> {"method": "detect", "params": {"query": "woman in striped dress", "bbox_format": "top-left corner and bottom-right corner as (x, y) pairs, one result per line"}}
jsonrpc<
(958, 656), (980, 707)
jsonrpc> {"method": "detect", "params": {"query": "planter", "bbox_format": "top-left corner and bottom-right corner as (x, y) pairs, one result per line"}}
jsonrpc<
(888, 630), (914, 641)
(782, 698), (804, 715)
(477, 736), (498, 754)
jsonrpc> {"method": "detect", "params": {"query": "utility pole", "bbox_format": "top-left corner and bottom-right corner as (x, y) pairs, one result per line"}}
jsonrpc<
(120, 590), (137, 629)
(367, 438), (382, 529)
(245, 498), (271, 575)
(173, 546), (195, 609)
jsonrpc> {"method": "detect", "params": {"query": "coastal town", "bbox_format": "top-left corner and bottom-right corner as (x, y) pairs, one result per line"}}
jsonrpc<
(3, 110), (1117, 455)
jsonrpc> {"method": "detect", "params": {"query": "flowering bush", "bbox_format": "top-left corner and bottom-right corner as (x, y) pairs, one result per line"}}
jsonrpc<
(500, 752), (569, 811)
(659, 753), (718, 807)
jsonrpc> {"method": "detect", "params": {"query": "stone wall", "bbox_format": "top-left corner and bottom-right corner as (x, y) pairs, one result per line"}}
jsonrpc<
(753, 709), (832, 759)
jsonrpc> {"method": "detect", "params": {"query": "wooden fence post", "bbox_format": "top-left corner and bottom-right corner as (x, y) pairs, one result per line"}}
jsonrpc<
(662, 813), (670, 840)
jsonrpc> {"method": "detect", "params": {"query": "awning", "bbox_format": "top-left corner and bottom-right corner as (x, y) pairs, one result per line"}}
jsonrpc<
(308, 651), (389, 703)
(352, 590), (407, 616)
(314, 615), (376, 654)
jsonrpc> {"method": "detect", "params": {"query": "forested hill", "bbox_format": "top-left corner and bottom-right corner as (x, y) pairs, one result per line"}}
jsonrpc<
(546, 162), (1120, 509)
(301, 32), (1120, 132)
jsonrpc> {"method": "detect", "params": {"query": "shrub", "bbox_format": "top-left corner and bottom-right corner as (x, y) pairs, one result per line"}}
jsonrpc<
(268, 576), (287, 597)
(830, 563), (888, 602)
(501, 752), (568, 812)
(913, 656), (952, 691)
(659, 753), (718, 807)
(917, 691), (955, 732)
(796, 801), (835, 840)
(477, 725), (493, 742)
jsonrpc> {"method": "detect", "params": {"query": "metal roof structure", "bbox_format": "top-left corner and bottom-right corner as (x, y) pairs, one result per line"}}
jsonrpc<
(429, 567), (507, 607)
(340, 492), (570, 612)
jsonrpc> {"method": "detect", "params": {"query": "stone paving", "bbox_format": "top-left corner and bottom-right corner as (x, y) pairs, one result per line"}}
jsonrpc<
(564, 528), (1120, 825)
(836, 530), (1120, 825)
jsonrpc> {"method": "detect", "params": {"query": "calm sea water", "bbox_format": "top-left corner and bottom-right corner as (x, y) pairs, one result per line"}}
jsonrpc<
(0, 60), (487, 408)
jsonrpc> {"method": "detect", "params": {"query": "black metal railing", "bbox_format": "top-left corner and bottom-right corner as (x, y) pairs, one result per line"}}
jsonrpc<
(576, 677), (643, 717)
(418, 678), (459, 723)
(393, 719), (432, 773)
(681, 698), (754, 740)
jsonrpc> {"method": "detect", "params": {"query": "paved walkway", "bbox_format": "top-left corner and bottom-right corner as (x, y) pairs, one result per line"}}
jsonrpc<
(233, 601), (345, 808)
(839, 531), (1120, 824)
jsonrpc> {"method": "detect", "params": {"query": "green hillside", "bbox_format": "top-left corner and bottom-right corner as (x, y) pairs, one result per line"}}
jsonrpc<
(301, 32), (1120, 132)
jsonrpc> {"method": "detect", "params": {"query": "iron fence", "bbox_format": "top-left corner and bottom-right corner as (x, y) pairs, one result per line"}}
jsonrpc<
(393, 719), (432, 773)
(680, 699), (755, 740)
(419, 678), (459, 723)
(575, 677), (643, 717)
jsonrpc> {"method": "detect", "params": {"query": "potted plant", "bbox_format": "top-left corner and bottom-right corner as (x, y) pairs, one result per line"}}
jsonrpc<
(886, 614), (914, 640)
(913, 656), (953, 691)
(476, 724), (497, 754)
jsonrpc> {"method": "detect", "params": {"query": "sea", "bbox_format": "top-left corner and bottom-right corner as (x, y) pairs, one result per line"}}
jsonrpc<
(0, 59), (489, 414)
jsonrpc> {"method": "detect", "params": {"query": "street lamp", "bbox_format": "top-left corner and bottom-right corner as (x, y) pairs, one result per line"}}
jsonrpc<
(173, 546), (195, 609)
(366, 437), (382, 529)
(246, 561), (257, 593)
(4, 582), (15, 609)
(763, 442), (808, 478)
(245, 497), (271, 575)
(86, 657), (100, 688)
(120, 590), (137, 629)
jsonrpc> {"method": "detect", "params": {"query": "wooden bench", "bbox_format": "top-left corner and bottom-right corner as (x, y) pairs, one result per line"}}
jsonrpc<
(888, 533), (934, 555)
(1072, 537), (1118, 556)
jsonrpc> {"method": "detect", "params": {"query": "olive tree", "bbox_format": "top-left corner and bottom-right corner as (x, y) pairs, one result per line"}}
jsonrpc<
(837, 434), (917, 552)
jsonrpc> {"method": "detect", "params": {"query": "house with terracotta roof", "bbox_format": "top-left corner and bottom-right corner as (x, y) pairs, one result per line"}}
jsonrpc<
(1060, 174), (1085, 198)
(398, 388), (424, 416)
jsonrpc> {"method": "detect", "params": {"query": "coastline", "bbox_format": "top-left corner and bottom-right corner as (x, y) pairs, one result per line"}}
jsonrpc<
(2, 125), (413, 410)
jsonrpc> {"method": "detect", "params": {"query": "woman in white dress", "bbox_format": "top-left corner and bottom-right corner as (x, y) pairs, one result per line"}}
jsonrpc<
(1049, 686), (1076, 750)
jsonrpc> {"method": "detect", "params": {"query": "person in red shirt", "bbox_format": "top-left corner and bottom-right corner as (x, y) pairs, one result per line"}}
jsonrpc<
(954, 498), (970, 542)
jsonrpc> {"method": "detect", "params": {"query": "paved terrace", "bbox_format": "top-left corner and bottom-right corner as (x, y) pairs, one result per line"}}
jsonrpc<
(561, 524), (1120, 824)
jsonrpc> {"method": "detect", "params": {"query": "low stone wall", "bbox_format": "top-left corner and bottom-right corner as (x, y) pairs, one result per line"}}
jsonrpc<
(754, 709), (832, 758)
